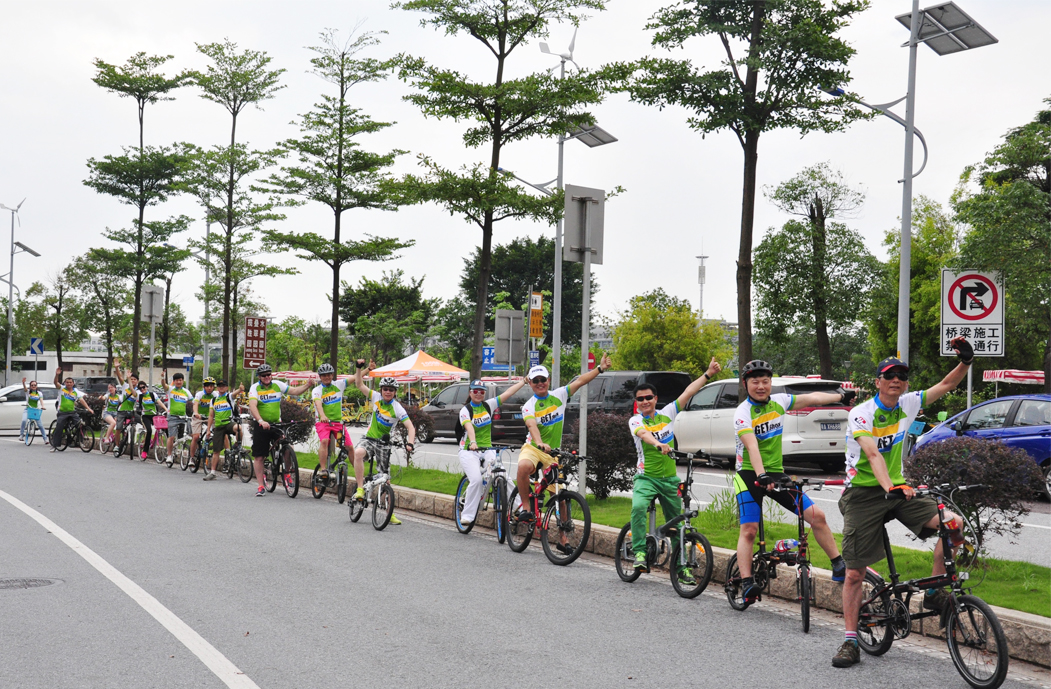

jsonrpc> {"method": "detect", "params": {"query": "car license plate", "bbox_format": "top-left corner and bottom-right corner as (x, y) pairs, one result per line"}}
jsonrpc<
(820, 422), (841, 431)
(512, 413), (522, 419)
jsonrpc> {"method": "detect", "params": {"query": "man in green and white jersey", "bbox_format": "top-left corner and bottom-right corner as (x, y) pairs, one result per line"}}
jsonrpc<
(164, 372), (193, 466)
(248, 364), (315, 497)
(51, 368), (94, 451)
(192, 378), (217, 462)
(203, 380), (239, 481)
(516, 353), (611, 520)
(352, 360), (416, 524)
(628, 358), (721, 574)
(311, 363), (350, 480)
(832, 338), (972, 669)
(732, 360), (854, 606)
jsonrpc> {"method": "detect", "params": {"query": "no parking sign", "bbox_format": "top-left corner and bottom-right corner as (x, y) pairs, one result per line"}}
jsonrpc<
(940, 270), (1004, 357)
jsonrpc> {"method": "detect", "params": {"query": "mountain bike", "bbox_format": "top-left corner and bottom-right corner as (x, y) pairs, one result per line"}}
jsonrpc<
(453, 444), (516, 543)
(49, 409), (96, 452)
(259, 421), (300, 498)
(168, 415), (192, 469)
(857, 484), (1006, 689)
(311, 424), (351, 503)
(506, 447), (592, 566)
(614, 450), (714, 598)
(724, 475), (844, 631)
(185, 426), (211, 473)
(349, 434), (397, 530)
(114, 412), (140, 459)
(216, 428), (252, 482)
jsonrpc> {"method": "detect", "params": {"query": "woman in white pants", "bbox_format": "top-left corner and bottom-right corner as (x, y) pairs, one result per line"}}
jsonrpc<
(458, 377), (525, 525)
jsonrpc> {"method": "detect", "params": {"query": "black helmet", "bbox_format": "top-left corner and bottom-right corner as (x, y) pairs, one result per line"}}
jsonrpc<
(741, 360), (773, 380)
(256, 364), (273, 376)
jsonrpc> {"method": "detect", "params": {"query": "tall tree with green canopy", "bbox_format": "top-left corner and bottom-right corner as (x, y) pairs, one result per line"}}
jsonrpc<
(263, 28), (413, 369)
(190, 39), (285, 381)
(755, 163), (877, 378)
(953, 100), (1050, 392)
(41, 269), (89, 372)
(393, 0), (608, 378)
(87, 52), (188, 375)
(616, 0), (871, 374)
(339, 269), (439, 363)
(78, 255), (133, 376)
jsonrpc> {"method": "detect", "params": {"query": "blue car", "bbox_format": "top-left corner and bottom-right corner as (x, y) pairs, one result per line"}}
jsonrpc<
(913, 394), (1051, 499)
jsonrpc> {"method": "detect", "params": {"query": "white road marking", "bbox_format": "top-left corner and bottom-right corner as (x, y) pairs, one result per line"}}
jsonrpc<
(0, 488), (260, 689)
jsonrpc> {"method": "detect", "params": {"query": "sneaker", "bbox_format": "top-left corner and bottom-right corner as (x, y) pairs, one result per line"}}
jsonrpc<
(633, 552), (650, 573)
(678, 567), (697, 586)
(515, 508), (534, 522)
(166, 460), (173, 467)
(389, 515), (402, 526)
(555, 542), (574, 555)
(923, 588), (953, 627)
(354, 487), (365, 501)
(832, 560), (847, 583)
(203, 473), (217, 481)
(319, 468), (330, 479)
(255, 486), (266, 497)
(742, 580), (761, 606)
(831, 640), (860, 668)
(141, 451), (148, 460)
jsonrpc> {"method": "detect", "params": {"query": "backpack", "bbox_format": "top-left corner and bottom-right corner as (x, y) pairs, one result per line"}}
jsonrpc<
(455, 400), (494, 444)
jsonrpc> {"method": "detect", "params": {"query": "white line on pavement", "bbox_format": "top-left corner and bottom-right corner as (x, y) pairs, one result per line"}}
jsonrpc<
(0, 488), (260, 689)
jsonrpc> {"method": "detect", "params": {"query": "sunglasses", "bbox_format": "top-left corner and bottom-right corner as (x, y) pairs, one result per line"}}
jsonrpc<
(635, 394), (655, 402)
(259, 374), (272, 378)
(881, 371), (909, 382)
(531, 377), (548, 384)
(380, 387), (396, 392)
(470, 388), (486, 393)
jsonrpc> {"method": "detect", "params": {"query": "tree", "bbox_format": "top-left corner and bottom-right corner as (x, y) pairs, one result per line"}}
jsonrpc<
(431, 295), (475, 369)
(612, 288), (733, 377)
(88, 52), (188, 376)
(263, 28), (413, 369)
(79, 255), (132, 376)
(617, 0), (870, 375)
(338, 269), (438, 363)
(394, 0), (608, 378)
(755, 163), (877, 378)
(191, 39), (285, 382)
(953, 100), (1051, 392)
(41, 269), (89, 371)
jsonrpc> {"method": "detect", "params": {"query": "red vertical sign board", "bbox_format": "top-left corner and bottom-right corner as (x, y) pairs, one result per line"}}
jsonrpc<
(243, 316), (268, 369)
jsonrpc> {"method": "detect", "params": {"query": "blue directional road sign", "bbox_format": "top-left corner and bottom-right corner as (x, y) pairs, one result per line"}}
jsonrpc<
(182, 356), (195, 366)
(528, 350), (540, 368)
(29, 337), (44, 355)
(481, 346), (510, 372)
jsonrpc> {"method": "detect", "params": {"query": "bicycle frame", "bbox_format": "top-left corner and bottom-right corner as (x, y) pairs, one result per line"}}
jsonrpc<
(361, 439), (392, 502)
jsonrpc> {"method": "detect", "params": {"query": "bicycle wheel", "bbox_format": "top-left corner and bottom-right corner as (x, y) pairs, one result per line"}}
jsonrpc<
(179, 439), (191, 471)
(724, 555), (748, 610)
(349, 491), (365, 522)
(263, 457), (277, 493)
(798, 564), (812, 633)
(154, 431), (167, 464)
(99, 430), (113, 454)
(190, 447), (202, 473)
(336, 464), (348, 504)
(541, 490), (590, 566)
(25, 424), (36, 446)
(48, 420), (58, 445)
(280, 446), (299, 498)
(615, 523), (641, 583)
(237, 449), (253, 483)
(506, 487), (533, 553)
(78, 426), (95, 453)
(493, 476), (507, 544)
(372, 483), (394, 530)
(453, 476), (475, 534)
(134, 425), (147, 460)
(670, 531), (713, 598)
(945, 595), (1009, 689)
(857, 569), (895, 656)
(311, 467), (327, 499)
(115, 432), (127, 459)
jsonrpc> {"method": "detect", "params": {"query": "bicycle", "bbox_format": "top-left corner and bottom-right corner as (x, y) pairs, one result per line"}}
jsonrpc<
(114, 412), (140, 459)
(348, 434), (397, 530)
(49, 409), (96, 453)
(258, 421), (300, 498)
(724, 475), (844, 631)
(506, 447), (592, 566)
(134, 415), (168, 464)
(216, 427), (253, 483)
(856, 484), (1006, 689)
(311, 424), (351, 503)
(168, 415), (192, 469)
(342, 402), (372, 428)
(614, 450), (715, 598)
(24, 407), (43, 446)
(453, 444), (516, 543)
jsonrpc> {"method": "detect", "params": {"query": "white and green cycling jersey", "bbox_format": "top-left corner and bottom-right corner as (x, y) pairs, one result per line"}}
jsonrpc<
(118, 384), (137, 412)
(104, 391), (124, 413)
(212, 392), (236, 426)
(365, 390), (408, 440)
(522, 386), (570, 448)
(312, 379), (348, 423)
(844, 391), (925, 488)
(27, 389), (43, 409)
(459, 397), (499, 449)
(734, 393), (795, 474)
(249, 381), (290, 424)
(628, 401), (680, 478)
(58, 387), (84, 413)
(194, 389), (217, 416)
(167, 386), (192, 416)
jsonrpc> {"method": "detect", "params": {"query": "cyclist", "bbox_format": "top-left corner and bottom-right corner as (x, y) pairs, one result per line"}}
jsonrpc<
(456, 377), (526, 526)
(164, 372), (193, 467)
(203, 379), (238, 481)
(628, 357), (722, 576)
(311, 363), (351, 481)
(135, 380), (168, 459)
(516, 353), (612, 521)
(100, 382), (125, 447)
(114, 364), (139, 446)
(191, 378), (218, 462)
(19, 378), (49, 445)
(732, 359), (854, 605)
(248, 364), (315, 497)
(352, 359), (416, 525)
(832, 337), (972, 669)
(50, 369), (94, 452)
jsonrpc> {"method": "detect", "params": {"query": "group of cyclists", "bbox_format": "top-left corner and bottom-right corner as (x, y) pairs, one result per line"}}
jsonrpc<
(23, 335), (982, 672)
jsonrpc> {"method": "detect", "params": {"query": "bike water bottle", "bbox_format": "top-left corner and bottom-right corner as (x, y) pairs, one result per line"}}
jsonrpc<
(774, 539), (799, 553)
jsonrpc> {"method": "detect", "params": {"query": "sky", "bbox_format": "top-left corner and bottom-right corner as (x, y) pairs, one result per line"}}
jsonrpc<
(1, 0), (1048, 340)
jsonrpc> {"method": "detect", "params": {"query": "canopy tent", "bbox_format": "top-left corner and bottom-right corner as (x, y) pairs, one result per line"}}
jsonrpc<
(367, 351), (468, 379)
(983, 369), (1045, 397)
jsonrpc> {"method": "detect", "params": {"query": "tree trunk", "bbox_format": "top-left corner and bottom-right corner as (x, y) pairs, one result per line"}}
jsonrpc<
(330, 209), (341, 369)
(222, 113), (238, 383)
(470, 216), (495, 379)
(1044, 339), (1050, 395)
(736, 132), (759, 375)
(810, 198), (833, 379)
(230, 282), (239, 390)
(161, 276), (173, 383)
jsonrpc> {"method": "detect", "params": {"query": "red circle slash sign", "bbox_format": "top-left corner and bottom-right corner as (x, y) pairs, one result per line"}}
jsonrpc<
(948, 274), (998, 321)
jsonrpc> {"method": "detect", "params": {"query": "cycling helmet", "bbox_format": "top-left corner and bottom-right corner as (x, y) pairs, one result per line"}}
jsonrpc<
(317, 363), (335, 376)
(202, 377), (216, 386)
(741, 360), (773, 380)
(379, 376), (397, 388)
(256, 364), (273, 376)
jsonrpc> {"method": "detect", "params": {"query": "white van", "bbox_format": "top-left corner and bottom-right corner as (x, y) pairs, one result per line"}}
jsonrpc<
(675, 377), (851, 473)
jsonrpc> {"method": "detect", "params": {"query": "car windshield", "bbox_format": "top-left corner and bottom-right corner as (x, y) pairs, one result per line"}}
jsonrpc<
(776, 382), (845, 407)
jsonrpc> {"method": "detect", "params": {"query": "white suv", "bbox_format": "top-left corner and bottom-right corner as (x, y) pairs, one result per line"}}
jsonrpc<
(675, 377), (851, 473)
(0, 382), (60, 434)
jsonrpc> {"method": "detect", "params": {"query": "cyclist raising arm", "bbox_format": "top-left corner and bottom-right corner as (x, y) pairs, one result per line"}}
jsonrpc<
(203, 380), (238, 481)
(248, 364), (315, 497)
(164, 372), (193, 467)
(20, 378), (49, 445)
(51, 369), (93, 452)
(312, 363), (350, 481)
(832, 337), (972, 669)
(191, 378), (217, 461)
(135, 380), (168, 460)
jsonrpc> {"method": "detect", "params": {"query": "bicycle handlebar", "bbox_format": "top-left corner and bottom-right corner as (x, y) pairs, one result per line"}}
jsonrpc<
(884, 483), (986, 500)
(759, 476), (846, 490)
(544, 447), (590, 462)
(668, 449), (710, 461)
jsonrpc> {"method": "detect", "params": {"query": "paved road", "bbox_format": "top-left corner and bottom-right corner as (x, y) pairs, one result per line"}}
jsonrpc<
(1, 438), (1045, 688)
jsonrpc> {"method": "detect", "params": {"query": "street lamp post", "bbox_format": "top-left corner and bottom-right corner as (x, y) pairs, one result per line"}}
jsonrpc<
(1, 199), (38, 387)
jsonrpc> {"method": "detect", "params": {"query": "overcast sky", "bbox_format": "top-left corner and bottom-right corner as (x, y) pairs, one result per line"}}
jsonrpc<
(1, 0), (1047, 339)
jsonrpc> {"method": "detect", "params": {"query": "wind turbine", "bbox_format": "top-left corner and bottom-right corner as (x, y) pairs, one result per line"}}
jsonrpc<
(0, 198), (35, 387)
(539, 27), (580, 73)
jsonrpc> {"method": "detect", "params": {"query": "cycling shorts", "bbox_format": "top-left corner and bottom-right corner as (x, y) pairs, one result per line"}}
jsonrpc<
(251, 422), (282, 458)
(734, 470), (814, 525)
(191, 417), (207, 435)
(315, 420), (347, 443)
(518, 443), (558, 494)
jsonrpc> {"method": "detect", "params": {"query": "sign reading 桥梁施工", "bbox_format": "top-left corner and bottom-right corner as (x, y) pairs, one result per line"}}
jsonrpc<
(243, 316), (268, 369)
(940, 270), (1004, 357)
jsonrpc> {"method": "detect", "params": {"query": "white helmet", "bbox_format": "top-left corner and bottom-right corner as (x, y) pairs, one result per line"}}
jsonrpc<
(379, 377), (397, 388)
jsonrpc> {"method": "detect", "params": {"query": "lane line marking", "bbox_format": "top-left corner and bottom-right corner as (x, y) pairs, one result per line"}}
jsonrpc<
(0, 488), (259, 689)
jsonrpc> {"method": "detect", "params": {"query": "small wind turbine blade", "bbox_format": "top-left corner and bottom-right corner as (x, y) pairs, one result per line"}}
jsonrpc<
(15, 198), (25, 211)
(539, 41), (552, 54)
(567, 27), (578, 56)
(568, 59), (581, 72)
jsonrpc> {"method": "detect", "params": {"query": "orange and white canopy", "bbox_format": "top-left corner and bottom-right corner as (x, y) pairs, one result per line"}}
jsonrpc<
(368, 351), (468, 379)
(982, 369), (1045, 385)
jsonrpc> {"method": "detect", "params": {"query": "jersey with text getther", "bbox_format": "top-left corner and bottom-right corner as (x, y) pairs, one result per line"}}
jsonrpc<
(312, 379), (348, 422)
(365, 390), (408, 440)
(168, 386), (192, 416)
(734, 393), (795, 474)
(522, 386), (570, 448)
(194, 390), (216, 416)
(844, 391), (925, 488)
(104, 391), (124, 413)
(629, 401), (680, 478)
(249, 381), (290, 424)
(459, 397), (500, 449)
(58, 387), (84, 413)
(212, 392), (236, 426)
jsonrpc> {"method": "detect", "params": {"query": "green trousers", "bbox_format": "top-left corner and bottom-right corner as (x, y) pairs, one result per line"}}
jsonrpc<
(631, 474), (682, 555)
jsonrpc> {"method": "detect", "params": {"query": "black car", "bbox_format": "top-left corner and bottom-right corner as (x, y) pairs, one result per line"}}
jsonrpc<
(422, 381), (532, 443)
(73, 376), (120, 395)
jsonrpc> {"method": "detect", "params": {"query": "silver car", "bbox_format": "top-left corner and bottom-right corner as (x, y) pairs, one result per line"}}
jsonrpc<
(0, 382), (60, 434)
